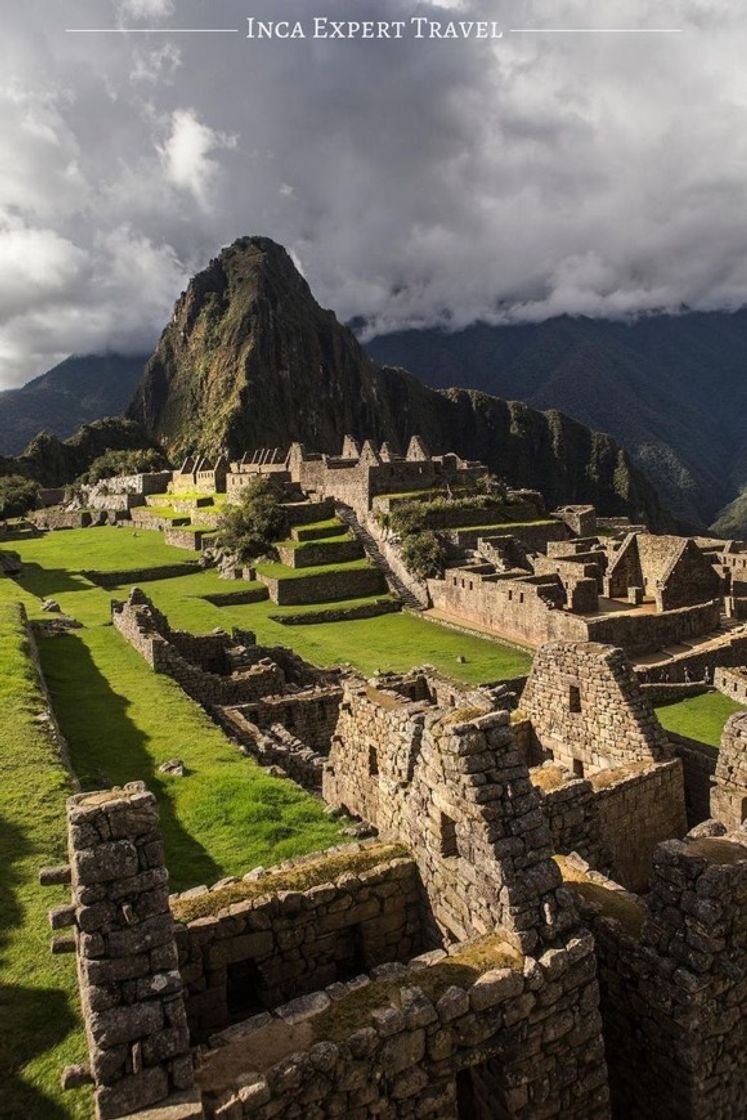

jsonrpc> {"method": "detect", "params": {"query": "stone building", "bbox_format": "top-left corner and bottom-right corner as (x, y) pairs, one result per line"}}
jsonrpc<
(224, 436), (487, 518)
(43, 585), (747, 1119)
(172, 456), (228, 495)
(428, 531), (725, 659)
(112, 589), (343, 789)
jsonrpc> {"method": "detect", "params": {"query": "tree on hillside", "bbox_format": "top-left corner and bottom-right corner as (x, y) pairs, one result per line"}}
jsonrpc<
(78, 448), (170, 485)
(400, 530), (448, 580)
(216, 477), (290, 562)
(0, 476), (40, 519)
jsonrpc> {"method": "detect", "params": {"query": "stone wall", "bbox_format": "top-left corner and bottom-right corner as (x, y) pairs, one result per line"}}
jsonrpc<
(112, 591), (287, 707)
(86, 563), (199, 589)
(237, 688), (342, 752)
(714, 665), (747, 704)
(667, 733), (718, 827)
(427, 569), (589, 649)
(216, 707), (328, 789)
(324, 682), (580, 955)
(591, 760), (686, 891)
(531, 759), (687, 892)
(585, 599), (721, 658)
(50, 784), (197, 1119)
(271, 597), (400, 625)
(521, 641), (670, 773)
(198, 931), (609, 1120)
(257, 564), (386, 606)
(562, 832), (747, 1119)
(712, 712), (747, 829)
(276, 537), (363, 569)
(171, 844), (422, 1038)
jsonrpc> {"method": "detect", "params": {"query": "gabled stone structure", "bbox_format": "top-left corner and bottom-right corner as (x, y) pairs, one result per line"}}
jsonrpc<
(521, 641), (670, 773)
(605, 532), (720, 611)
(281, 436), (486, 518)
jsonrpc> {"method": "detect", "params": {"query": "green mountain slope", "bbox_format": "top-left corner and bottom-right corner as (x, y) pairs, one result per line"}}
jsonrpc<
(367, 313), (747, 532)
(0, 354), (146, 455)
(128, 237), (670, 528)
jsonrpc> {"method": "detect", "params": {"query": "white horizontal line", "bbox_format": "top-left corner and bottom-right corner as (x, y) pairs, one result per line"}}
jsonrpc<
(509, 28), (684, 33)
(65, 28), (240, 34)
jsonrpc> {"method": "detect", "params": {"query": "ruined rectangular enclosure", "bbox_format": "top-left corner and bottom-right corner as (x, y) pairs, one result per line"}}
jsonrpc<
(28, 444), (747, 1119)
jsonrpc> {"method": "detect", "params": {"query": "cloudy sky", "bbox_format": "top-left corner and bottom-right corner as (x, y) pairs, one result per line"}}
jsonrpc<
(0, 0), (744, 387)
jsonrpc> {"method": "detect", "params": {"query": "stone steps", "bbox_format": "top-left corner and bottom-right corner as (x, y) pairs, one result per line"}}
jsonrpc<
(335, 507), (424, 611)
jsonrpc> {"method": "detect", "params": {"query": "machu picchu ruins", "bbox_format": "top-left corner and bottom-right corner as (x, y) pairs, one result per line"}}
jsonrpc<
(2, 417), (747, 1120)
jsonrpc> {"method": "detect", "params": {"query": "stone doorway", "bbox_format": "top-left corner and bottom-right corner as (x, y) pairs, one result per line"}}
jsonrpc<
(456, 1061), (513, 1119)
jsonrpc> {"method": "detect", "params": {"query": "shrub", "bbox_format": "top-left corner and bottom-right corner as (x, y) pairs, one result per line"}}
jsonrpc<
(389, 492), (511, 536)
(78, 448), (169, 485)
(0, 475), (40, 519)
(217, 477), (290, 561)
(400, 530), (447, 580)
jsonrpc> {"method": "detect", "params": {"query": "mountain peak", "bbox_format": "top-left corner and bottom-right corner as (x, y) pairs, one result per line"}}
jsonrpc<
(126, 236), (670, 527)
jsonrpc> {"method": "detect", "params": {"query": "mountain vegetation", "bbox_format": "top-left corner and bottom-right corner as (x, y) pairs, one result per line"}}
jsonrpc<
(128, 236), (670, 527)
(0, 417), (161, 488)
(366, 312), (747, 533)
(0, 354), (146, 455)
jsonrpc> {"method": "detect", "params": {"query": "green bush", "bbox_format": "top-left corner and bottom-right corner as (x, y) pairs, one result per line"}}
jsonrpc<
(0, 475), (40, 518)
(389, 492), (511, 536)
(217, 477), (290, 561)
(78, 448), (169, 485)
(400, 530), (447, 580)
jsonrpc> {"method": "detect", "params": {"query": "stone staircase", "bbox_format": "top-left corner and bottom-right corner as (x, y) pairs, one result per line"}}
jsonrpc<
(336, 505), (426, 611)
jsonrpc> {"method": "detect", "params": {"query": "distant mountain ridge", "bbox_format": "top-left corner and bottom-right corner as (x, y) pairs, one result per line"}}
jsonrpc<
(366, 313), (747, 533)
(128, 236), (670, 528)
(0, 353), (146, 455)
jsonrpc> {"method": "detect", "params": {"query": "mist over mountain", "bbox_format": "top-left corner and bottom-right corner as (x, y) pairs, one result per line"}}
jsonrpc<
(128, 236), (669, 529)
(366, 313), (747, 533)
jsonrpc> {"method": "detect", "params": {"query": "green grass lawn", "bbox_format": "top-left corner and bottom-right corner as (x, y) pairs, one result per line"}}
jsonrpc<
(655, 691), (747, 747)
(39, 628), (344, 890)
(255, 556), (374, 581)
(2, 528), (533, 683)
(0, 603), (90, 1119)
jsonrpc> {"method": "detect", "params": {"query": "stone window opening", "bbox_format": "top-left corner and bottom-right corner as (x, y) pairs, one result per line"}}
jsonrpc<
(573, 758), (585, 778)
(368, 744), (379, 776)
(335, 923), (367, 982)
(440, 812), (459, 859)
(226, 959), (264, 1021)
(569, 684), (581, 713)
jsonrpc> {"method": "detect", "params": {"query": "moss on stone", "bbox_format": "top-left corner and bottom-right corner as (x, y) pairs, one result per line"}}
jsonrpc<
(554, 854), (645, 939)
(171, 842), (411, 923)
(312, 934), (522, 1042)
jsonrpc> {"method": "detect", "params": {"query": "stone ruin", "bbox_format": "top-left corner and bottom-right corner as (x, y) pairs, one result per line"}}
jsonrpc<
(112, 588), (344, 790)
(42, 585), (747, 1118)
(428, 529), (728, 661)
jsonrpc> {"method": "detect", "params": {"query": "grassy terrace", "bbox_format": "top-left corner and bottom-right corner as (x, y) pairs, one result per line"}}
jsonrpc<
(0, 533), (345, 888)
(655, 691), (746, 747)
(0, 604), (90, 1118)
(449, 519), (557, 533)
(1, 529), (531, 679)
(255, 556), (372, 581)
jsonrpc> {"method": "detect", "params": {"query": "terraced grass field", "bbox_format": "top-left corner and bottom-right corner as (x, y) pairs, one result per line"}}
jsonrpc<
(655, 691), (746, 747)
(0, 604), (90, 1119)
(0, 524), (532, 1118)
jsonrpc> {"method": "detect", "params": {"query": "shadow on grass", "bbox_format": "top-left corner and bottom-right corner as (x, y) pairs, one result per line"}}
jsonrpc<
(14, 563), (93, 600)
(39, 632), (224, 891)
(0, 816), (78, 1120)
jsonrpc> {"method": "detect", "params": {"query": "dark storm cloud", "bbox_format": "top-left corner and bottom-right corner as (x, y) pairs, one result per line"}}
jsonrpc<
(0, 0), (744, 385)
